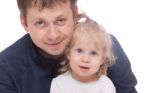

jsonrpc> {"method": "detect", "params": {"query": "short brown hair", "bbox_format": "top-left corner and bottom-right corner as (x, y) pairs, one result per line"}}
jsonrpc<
(17, 0), (76, 18)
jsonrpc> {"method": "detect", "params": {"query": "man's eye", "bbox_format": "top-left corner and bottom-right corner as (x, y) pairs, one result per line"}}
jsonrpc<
(90, 51), (97, 56)
(56, 18), (66, 26)
(35, 20), (45, 28)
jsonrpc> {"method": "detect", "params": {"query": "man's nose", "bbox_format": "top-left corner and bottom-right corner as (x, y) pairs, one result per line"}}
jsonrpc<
(47, 24), (60, 40)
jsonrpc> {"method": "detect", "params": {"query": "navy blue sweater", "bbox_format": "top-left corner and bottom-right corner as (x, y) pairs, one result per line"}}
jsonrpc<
(0, 34), (137, 93)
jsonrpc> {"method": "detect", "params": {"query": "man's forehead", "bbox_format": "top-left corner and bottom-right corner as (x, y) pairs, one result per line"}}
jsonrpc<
(28, 1), (71, 12)
(29, 0), (69, 9)
(26, 0), (71, 14)
(26, 2), (73, 20)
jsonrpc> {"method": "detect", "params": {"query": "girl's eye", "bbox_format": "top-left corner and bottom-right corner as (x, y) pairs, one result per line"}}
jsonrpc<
(90, 51), (97, 56)
(55, 18), (66, 26)
(35, 20), (46, 28)
(76, 48), (83, 53)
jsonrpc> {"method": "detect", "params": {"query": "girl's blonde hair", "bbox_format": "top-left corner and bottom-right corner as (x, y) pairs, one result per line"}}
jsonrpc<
(58, 14), (115, 78)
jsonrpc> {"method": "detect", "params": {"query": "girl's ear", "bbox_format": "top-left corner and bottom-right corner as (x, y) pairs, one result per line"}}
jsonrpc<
(65, 47), (70, 60)
(20, 14), (28, 32)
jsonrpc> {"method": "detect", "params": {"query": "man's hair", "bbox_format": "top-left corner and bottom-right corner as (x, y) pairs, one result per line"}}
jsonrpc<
(17, 0), (76, 18)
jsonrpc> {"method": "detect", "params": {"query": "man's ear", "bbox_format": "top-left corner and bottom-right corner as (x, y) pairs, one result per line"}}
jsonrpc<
(73, 5), (79, 24)
(73, 4), (78, 18)
(20, 14), (28, 32)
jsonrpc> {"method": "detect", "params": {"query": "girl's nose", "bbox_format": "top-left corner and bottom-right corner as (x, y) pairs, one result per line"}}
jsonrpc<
(81, 54), (90, 63)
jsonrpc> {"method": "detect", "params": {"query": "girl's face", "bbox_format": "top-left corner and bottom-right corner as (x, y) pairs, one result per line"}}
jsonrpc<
(67, 39), (104, 82)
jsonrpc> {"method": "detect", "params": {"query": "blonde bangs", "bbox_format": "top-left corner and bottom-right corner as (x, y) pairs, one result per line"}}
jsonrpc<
(73, 15), (115, 65)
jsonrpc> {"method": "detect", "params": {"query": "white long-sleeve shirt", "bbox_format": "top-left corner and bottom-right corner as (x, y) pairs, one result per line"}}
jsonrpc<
(50, 71), (116, 93)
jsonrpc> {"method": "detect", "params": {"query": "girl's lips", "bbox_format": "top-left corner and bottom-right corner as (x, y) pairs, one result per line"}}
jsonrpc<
(79, 66), (90, 72)
(79, 66), (90, 69)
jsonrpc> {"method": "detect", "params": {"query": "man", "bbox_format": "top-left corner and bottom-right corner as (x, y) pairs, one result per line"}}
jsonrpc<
(0, 0), (137, 93)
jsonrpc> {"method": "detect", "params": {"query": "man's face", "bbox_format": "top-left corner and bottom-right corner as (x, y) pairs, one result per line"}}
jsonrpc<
(21, 2), (75, 58)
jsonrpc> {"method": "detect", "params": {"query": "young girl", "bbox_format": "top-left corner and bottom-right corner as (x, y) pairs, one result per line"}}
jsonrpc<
(50, 14), (116, 93)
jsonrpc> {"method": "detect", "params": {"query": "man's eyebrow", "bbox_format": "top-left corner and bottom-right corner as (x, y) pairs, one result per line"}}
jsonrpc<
(56, 15), (66, 18)
(32, 17), (45, 22)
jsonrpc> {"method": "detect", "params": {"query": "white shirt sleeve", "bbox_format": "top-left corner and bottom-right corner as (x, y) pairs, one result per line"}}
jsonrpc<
(50, 72), (116, 93)
(50, 79), (61, 93)
(100, 75), (116, 93)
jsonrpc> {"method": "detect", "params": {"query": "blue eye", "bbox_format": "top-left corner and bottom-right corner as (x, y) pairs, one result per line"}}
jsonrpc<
(76, 48), (83, 53)
(90, 51), (97, 56)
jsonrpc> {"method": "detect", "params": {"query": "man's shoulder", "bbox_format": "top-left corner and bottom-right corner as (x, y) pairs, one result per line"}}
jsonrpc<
(0, 34), (33, 70)
(0, 34), (35, 82)
(0, 34), (31, 59)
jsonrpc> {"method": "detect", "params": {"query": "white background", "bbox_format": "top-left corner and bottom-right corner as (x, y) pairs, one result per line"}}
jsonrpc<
(0, 0), (150, 93)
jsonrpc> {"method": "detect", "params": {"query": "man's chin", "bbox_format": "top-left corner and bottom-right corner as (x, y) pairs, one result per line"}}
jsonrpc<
(38, 48), (65, 59)
(47, 52), (65, 59)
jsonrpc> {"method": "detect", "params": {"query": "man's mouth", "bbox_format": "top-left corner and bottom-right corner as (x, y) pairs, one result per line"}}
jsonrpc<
(46, 40), (63, 46)
(50, 42), (60, 45)
(45, 40), (62, 49)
